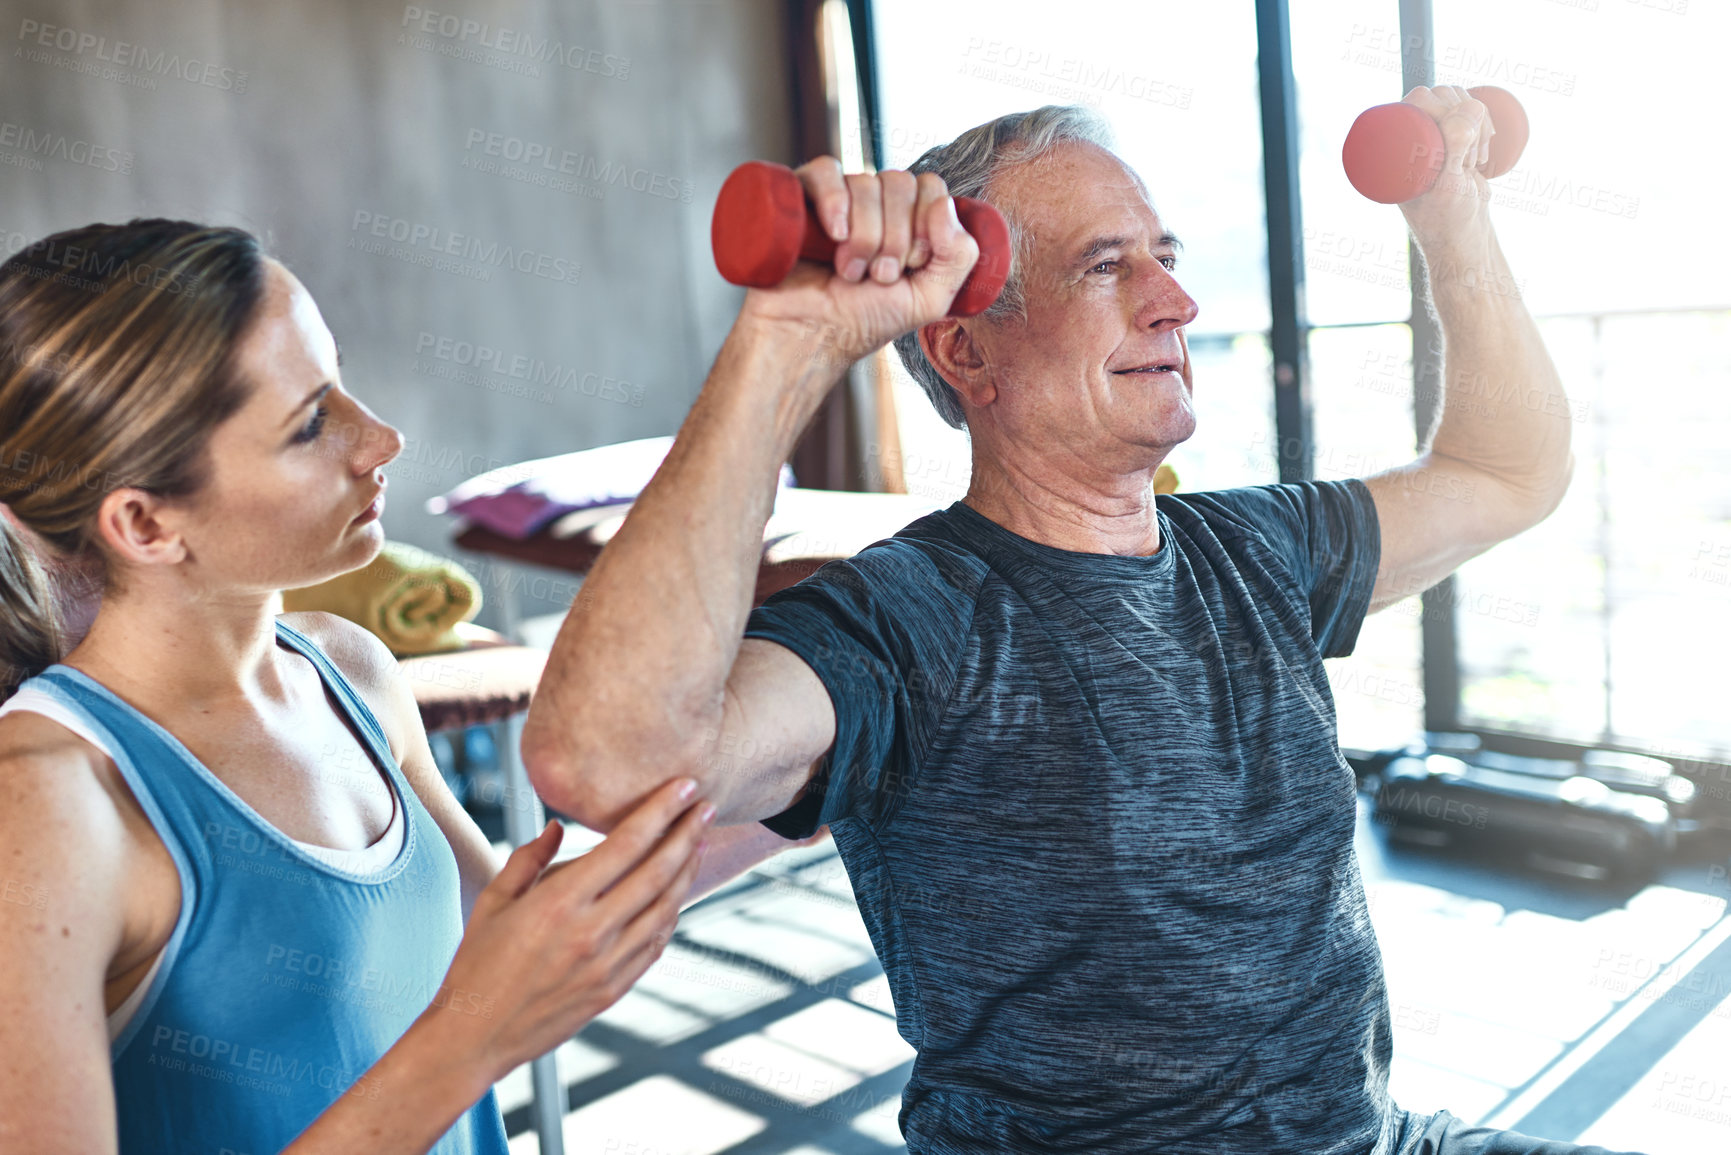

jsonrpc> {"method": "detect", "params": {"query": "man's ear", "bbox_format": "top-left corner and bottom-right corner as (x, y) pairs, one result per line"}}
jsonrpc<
(93, 487), (188, 570)
(919, 319), (996, 411)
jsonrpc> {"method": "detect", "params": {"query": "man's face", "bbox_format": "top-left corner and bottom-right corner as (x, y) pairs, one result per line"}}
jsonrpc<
(962, 142), (1200, 469)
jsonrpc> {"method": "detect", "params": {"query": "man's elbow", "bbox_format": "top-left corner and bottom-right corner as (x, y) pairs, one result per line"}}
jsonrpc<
(519, 723), (704, 834)
(520, 723), (617, 832)
(1469, 450), (1573, 545)
(1517, 450), (1574, 533)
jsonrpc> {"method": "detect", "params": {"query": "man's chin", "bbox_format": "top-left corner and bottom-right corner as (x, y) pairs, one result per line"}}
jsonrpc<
(1138, 407), (1196, 452)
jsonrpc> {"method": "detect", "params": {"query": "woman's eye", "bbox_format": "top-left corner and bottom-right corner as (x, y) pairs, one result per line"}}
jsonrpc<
(1159, 255), (1179, 271)
(293, 405), (329, 445)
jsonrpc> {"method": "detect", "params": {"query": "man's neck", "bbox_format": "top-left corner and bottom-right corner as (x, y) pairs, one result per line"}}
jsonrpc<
(962, 451), (1164, 558)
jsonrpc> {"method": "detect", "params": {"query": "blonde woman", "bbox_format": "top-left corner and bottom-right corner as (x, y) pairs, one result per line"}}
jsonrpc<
(0, 220), (791, 1153)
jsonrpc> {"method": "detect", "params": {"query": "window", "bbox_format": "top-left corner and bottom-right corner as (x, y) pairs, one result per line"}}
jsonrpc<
(1428, 0), (1730, 758)
(871, 0), (1729, 762)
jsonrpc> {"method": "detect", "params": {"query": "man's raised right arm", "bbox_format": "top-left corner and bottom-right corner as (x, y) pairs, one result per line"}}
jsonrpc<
(520, 162), (979, 831)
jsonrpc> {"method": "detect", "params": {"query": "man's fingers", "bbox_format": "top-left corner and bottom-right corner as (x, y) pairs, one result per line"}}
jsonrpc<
(1401, 85), (1449, 118)
(872, 170), (919, 284)
(838, 172), (885, 282)
(907, 172), (949, 270)
(908, 195), (979, 318)
(794, 156), (850, 243)
(1439, 101), (1489, 176)
(474, 820), (563, 914)
(1404, 85), (1493, 177)
(557, 777), (702, 901)
(590, 802), (713, 924)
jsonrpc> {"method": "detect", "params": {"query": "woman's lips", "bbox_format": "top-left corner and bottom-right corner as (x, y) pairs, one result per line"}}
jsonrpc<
(351, 491), (385, 525)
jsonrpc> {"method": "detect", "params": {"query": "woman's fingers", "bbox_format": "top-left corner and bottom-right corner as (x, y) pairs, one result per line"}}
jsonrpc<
(472, 820), (562, 917)
(590, 800), (714, 924)
(553, 777), (702, 903)
(598, 920), (681, 1010)
(606, 849), (702, 970)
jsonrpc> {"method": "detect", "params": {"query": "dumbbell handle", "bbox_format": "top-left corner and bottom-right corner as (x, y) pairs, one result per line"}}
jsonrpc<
(711, 161), (1012, 317)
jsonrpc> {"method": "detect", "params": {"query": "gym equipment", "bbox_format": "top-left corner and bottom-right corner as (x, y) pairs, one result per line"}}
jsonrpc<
(1368, 734), (1698, 883)
(1342, 85), (1529, 204)
(711, 160), (1012, 317)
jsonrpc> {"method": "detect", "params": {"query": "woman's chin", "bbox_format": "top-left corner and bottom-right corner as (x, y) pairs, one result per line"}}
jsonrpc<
(288, 530), (385, 591)
(346, 525), (387, 566)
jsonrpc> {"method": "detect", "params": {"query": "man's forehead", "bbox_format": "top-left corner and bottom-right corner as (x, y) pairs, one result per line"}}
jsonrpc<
(992, 142), (1164, 255)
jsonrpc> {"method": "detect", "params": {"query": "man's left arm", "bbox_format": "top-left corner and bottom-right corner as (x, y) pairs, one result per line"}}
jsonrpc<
(1361, 85), (1574, 614)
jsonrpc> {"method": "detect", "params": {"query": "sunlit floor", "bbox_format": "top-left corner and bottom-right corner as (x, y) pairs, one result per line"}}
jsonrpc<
(485, 796), (1731, 1155)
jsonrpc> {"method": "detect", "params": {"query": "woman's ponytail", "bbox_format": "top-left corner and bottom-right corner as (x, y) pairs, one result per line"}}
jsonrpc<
(0, 510), (63, 702)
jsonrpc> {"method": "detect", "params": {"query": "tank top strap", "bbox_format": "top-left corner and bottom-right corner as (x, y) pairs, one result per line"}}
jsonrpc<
(21, 620), (421, 892)
(22, 664), (230, 888)
(270, 617), (409, 800)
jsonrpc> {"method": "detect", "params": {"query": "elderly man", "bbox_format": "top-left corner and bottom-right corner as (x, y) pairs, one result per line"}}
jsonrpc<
(524, 95), (1633, 1154)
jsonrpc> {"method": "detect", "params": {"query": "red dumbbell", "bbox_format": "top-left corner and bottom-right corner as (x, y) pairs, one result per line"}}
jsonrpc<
(711, 161), (1012, 317)
(1342, 85), (1529, 204)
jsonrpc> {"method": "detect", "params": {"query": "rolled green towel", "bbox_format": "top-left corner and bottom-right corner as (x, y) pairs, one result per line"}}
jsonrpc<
(282, 542), (482, 656)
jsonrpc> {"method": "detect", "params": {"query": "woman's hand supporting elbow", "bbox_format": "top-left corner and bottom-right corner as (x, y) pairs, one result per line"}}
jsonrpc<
(283, 776), (714, 1155)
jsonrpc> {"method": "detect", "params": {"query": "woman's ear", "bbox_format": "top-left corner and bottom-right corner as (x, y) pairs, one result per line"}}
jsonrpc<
(93, 487), (187, 570)
(919, 319), (996, 412)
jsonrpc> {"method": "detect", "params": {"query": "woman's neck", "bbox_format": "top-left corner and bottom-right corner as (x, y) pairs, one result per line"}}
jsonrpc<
(64, 581), (288, 711)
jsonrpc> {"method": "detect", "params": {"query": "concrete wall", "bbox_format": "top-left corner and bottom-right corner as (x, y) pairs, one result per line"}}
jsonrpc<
(0, 0), (791, 623)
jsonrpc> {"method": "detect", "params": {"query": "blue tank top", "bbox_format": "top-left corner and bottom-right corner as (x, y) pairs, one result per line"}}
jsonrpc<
(19, 619), (510, 1155)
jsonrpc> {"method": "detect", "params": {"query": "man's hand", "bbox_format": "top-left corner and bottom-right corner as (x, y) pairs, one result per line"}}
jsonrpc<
(736, 159), (982, 371)
(1396, 86), (1498, 251)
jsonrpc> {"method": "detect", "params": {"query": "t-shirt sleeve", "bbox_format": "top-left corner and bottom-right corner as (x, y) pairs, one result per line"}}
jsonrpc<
(1190, 479), (1382, 659)
(740, 538), (978, 839)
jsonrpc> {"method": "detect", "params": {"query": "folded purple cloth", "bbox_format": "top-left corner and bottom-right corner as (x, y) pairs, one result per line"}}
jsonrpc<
(426, 435), (795, 540)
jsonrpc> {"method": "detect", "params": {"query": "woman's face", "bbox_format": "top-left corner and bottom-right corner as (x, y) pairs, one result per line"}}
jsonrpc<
(163, 258), (403, 596)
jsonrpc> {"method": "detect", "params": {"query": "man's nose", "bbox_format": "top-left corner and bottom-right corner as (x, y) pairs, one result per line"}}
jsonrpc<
(1135, 263), (1199, 330)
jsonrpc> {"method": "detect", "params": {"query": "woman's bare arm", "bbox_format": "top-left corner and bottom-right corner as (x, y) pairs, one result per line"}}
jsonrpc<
(0, 721), (137, 1154)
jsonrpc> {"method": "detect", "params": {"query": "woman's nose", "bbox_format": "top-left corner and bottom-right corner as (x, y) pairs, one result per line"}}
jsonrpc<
(343, 396), (404, 474)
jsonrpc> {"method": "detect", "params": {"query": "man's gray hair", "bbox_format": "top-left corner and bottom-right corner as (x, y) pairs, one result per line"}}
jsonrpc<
(892, 105), (1116, 430)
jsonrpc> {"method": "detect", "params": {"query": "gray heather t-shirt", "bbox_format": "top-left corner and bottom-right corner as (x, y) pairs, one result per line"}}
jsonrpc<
(743, 481), (1394, 1154)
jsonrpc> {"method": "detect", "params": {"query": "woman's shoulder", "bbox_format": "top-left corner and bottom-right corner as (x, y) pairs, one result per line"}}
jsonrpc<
(0, 704), (143, 899)
(279, 611), (401, 691)
(277, 611), (416, 752)
(0, 703), (113, 794)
